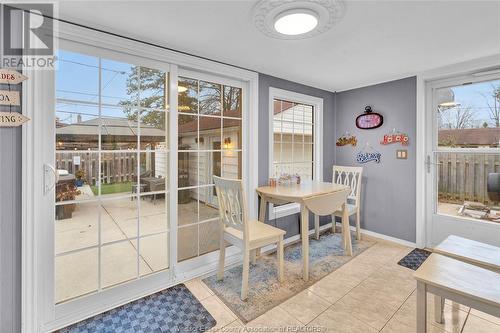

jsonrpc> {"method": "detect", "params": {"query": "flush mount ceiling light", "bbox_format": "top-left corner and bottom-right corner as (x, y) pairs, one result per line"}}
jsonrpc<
(253, 0), (345, 40)
(274, 9), (318, 35)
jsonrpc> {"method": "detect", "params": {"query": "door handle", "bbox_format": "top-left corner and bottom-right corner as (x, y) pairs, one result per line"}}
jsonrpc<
(44, 163), (58, 194)
(426, 155), (443, 173)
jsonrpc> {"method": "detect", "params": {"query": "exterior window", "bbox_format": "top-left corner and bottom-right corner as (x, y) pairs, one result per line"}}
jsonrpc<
(434, 78), (500, 222)
(272, 99), (314, 180)
(268, 88), (323, 218)
(177, 76), (242, 261)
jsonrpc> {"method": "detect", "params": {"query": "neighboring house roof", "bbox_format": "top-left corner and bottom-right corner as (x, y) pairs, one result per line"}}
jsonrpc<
(438, 128), (500, 146)
(56, 117), (165, 140)
(178, 116), (240, 134)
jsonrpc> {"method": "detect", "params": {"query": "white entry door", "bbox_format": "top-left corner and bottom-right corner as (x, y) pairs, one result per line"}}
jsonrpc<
(425, 72), (500, 247)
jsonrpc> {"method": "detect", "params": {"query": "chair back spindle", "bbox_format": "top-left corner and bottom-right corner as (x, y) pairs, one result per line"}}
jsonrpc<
(333, 166), (363, 205)
(213, 176), (249, 235)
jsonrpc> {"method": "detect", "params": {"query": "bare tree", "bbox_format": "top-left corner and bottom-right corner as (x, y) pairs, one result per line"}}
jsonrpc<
(439, 106), (476, 129)
(480, 84), (500, 127)
(488, 85), (500, 127)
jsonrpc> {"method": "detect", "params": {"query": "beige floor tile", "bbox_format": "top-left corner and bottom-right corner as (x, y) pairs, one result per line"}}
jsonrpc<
(381, 317), (446, 333)
(462, 314), (500, 333)
(279, 289), (331, 324)
(334, 292), (399, 331)
(308, 303), (378, 333)
(201, 296), (237, 330)
(308, 270), (360, 303)
(186, 278), (214, 301)
(246, 306), (303, 332)
(392, 291), (469, 333)
(470, 309), (500, 326)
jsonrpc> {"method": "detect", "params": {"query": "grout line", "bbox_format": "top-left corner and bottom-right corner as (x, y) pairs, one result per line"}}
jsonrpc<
(460, 312), (470, 333)
(378, 290), (415, 332)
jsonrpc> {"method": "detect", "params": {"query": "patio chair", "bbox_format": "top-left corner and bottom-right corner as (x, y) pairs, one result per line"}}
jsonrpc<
(213, 176), (286, 300)
(329, 165), (363, 240)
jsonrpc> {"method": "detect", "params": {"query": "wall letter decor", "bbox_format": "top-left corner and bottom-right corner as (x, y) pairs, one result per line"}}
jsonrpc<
(355, 105), (383, 129)
(336, 131), (357, 146)
(356, 143), (381, 164)
(380, 128), (409, 146)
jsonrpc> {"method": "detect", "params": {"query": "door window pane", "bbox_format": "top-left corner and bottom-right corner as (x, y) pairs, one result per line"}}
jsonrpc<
(435, 78), (500, 225)
(55, 248), (98, 304)
(436, 152), (500, 223)
(177, 76), (243, 262)
(101, 240), (139, 288)
(437, 79), (500, 148)
(140, 233), (169, 276)
(199, 81), (221, 116)
(55, 50), (169, 304)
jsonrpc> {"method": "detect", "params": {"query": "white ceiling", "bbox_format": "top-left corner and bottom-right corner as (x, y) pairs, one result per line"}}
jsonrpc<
(57, 1), (500, 92)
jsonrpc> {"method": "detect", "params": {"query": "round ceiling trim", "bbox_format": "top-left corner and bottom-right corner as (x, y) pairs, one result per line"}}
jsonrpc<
(253, 0), (346, 40)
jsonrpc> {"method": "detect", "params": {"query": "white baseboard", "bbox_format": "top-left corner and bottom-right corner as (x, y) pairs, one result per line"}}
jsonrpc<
(330, 222), (417, 248)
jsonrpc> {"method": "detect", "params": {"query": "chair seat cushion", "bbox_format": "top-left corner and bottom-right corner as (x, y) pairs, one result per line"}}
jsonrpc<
(225, 221), (285, 243)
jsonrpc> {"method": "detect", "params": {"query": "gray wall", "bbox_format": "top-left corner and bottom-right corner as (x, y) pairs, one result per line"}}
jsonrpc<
(258, 74), (336, 237)
(335, 77), (417, 242)
(0, 10), (22, 333)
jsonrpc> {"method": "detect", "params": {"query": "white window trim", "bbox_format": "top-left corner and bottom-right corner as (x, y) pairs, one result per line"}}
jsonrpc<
(22, 20), (259, 333)
(267, 87), (323, 220)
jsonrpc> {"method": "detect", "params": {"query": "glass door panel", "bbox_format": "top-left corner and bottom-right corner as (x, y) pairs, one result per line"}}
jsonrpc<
(54, 49), (169, 304)
(177, 75), (242, 263)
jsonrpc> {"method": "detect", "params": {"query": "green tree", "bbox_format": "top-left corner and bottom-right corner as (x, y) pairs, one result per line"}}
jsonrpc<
(120, 67), (241, 127)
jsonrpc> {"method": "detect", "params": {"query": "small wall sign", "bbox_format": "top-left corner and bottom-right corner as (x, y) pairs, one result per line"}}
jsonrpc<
(336, 132), (357, 146)
(356, 106), (384, 129)
(380, 130), (409, 146)
(0, 112), (30, 127)
(0, 69), (28, 85)
(356, 151), (381, 164)
(356, 143), (381, 163)
(0, 90), (20, 106)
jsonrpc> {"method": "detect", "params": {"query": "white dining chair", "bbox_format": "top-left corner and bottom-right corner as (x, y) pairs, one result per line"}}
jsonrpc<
(331, 166), (363, 240)
(214, 176), (286, 300)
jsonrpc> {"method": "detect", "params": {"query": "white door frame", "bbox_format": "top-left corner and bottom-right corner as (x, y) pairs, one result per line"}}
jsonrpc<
(415, 54), (500, 248)
(22, 20), (259, 333)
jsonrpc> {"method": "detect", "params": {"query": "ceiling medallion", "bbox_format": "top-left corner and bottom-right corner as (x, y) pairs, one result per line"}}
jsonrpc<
(253, 0), (346, 40)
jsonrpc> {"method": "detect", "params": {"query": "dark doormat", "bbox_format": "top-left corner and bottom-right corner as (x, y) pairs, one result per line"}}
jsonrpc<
(57, 284), (216, 333)
(398, 248), (432, 270)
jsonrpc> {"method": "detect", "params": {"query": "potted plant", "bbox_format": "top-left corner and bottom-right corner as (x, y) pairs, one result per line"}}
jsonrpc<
(75, 169), (85, 187)
(56, 182), (81, 220)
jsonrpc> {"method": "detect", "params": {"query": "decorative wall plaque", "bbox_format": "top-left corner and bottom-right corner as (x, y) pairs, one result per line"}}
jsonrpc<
(355, 106), (383, 129)
(380, 129), (409, 146)
(0, 90), (20, 106)
(0, 69), (28, 84)
(0, 112), (30, 127)
(336, 131), (357, 146)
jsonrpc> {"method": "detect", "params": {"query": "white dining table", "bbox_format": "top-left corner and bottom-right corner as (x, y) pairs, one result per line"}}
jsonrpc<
(256, 181), (352, 281)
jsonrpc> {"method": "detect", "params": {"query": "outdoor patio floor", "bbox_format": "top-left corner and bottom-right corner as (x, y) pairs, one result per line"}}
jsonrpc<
(55, 191), (220, 304)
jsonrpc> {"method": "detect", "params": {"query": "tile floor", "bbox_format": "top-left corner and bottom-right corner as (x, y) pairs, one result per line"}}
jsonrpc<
(185, 236), (500, 333)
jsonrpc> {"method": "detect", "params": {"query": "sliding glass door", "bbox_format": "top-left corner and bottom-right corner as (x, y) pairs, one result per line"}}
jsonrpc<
(54, 47), (170, 304)
(176, 73), (243, 263)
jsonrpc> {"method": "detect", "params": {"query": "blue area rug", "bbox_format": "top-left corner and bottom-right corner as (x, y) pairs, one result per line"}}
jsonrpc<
(57, 284), (216, 333)
(203, 229), (375, 323)
(397, 248), (432, 270)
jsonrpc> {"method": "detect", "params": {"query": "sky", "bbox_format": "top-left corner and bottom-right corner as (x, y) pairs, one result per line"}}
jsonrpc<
(439, 79), (500, 128)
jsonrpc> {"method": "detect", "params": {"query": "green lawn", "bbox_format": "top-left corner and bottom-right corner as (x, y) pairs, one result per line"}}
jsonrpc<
(91, 182), (132, 195)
